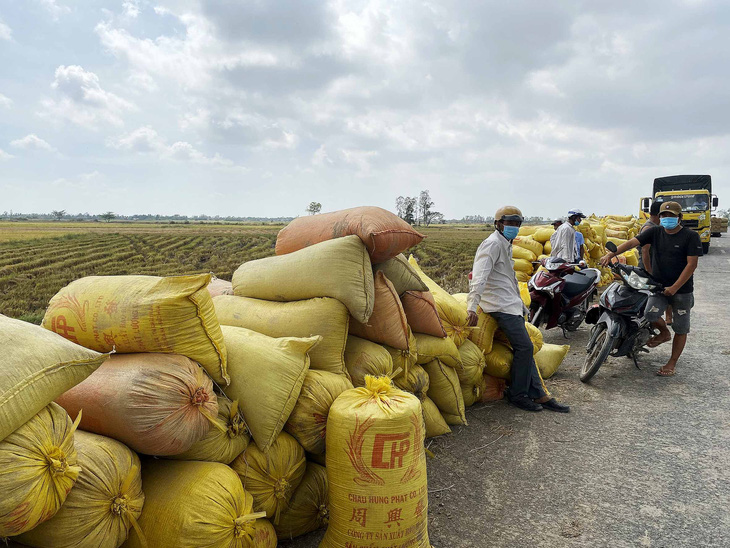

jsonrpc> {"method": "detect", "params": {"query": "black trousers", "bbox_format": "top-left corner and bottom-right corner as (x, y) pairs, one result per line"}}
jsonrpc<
(491, 312), (547, 400)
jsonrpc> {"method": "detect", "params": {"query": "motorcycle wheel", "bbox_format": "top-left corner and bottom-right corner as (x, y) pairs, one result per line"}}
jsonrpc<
(580, 323), (614, 383)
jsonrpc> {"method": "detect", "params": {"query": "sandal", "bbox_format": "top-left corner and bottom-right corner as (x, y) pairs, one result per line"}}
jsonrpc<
(657, 367), (676, 377)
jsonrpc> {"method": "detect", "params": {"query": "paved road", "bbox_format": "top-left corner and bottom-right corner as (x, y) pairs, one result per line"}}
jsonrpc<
(287, 235), (730, 548)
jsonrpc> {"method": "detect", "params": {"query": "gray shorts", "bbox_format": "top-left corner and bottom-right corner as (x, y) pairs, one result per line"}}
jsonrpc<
(644, 292), (694, 335)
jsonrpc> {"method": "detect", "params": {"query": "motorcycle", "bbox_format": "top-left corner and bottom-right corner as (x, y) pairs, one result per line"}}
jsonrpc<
(580, 241), (664, 382)
(527, 258), (601, 333)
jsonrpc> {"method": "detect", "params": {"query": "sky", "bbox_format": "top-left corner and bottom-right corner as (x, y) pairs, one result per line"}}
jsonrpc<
(1, 0), (729, 219)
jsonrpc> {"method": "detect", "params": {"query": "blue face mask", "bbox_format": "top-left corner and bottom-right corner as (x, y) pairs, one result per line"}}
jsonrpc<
(573, 219), (581, 226)
(660, 217), (679, 230)
(502, 226), (519, 240)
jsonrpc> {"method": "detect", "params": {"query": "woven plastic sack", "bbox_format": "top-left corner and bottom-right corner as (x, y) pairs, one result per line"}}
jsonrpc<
(477, 374), (506, 402)
(126, 460), (275, 548)
(169, 397), (250, 464)
(512, 245), (537, 262)
(18, 430), (144, 548)
(515, 271), (531, 283)
(393, 363), (430, 401)
(451, 293), (500, 355)
(0, 314), (107, 442)
(494, 321), (543, 355)
(517, 225), (540, 236)
(408, 256), (470, 346)
(274, 462), (328, 540)
(275, 206), (425, 264)
(513, 236), (543, 257)
(457, 339), (486, 387)
(221, 325), (319, 453)
(484, 342), (513, 379)
(535, 343), (570, 379)
(461, 382), (482, 407)
(56, 353), (218, 456)
(532, 227), (555, 244)
(213, 295), (349, 377)
(0, 403), (80, 537)
(518, 282), (531, 307)
(543, 239), (553, 254)
(42, 274), (228, 385)
(207, 277), (234, 297)
(284, 371), (354, 454)
(423, 359), (466, 425)
(373, 253), (428, 294)
(383, 328), (418, 379)
(233, 235), (375, 323)
(513, 258), (533, 274)
(422, 396), (451, 438)
(401, 290), (447, 337)
(230, 432), (306, 524)
(350, 271), (410, 350)
(414, 332), (462, 369)
(321, 377), (429, 548)
(344, 335), (394, 387)
(605, 214), (634, 222)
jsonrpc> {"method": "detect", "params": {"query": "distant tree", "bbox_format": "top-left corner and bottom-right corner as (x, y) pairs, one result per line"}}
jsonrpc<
(306, 202), (322, 215)
(403, 197), (417, 225)
(395, 196), (406, 219)
(99, 211), (116, 223)
(430, 212), (445, 225)
(717, 208), (730, 219)
(51, 209), (66, 221)
(418, 190), (443, 226)
(462, 215), (485, 224)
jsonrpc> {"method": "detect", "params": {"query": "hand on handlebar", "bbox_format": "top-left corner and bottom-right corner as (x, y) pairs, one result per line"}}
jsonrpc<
(599, 253), (615, 267)
(663, 285), (678, 297)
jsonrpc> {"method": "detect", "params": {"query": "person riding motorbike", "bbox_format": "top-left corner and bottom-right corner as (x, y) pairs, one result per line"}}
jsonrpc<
(467, 206), (569, 413)
(551, 209), (586, 263)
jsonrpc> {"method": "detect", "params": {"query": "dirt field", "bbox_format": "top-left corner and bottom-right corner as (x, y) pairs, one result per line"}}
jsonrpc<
(285, 235), (730, 547)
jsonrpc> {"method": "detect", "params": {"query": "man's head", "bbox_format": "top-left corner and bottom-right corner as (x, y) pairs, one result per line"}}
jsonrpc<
(567, 208), (586, 226)
(649, 200), (661, 221)
(658, 201), (682, 230)
(494, 205), (523, 240)
(551, 219), (563, 229)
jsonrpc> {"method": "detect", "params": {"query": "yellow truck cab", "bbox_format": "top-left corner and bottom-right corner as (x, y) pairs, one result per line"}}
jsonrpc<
(640, 174), (718, 254)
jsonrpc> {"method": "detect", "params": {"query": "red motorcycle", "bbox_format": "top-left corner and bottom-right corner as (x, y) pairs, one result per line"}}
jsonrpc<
(527, 258), (601, 332)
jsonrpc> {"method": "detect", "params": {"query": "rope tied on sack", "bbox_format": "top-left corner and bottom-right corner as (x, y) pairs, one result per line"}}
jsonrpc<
(189, 372), (228, 434)
(273, 478), (291, 500)
(113, 464), (148, 548)
(47, 410), (83, 482)
(233, 512), (267, 539)
(318, 504), (330, 525)
(227, 400), (248, 439)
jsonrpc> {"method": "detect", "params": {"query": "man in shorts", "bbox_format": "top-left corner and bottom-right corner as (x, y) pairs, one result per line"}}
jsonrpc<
(601, 201), (701, 376)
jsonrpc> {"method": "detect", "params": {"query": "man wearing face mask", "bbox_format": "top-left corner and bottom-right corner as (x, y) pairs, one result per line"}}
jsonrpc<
(550, 209), (586, 262)
(467, 206), (570, 413)
(600, 202), (702, 376)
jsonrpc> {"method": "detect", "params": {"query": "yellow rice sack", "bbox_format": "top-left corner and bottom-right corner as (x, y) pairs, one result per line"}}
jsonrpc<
(232, 235), (375, 324)
(484, 342), (513, 380)
(169, 397), (250, 465)
(213, 295), (349, 377)
(221, 325), (320, 453)
(41, 274), (228, 385)
(512, 245), (537, 262)
(591, 223), (607, 244)
(457, 339), (486, 387)
(0, 314), (107, 442)
(126, 460), (275, 548)
(393, 363), (430, 401)
(422, 396), (451, 438)
(461, 382), (482, 407)
(605, 214), (634, 222)
(517, 225), (540, 236)
(284, 370), (354, 454)
(344, 335), (394, 387)
(373, 253), (428, 295)
(18, 430), (144, 548)
(513, 236), (543, 257)
(532, 227), (555, 244)
(606, 236), (628, 248)
(622, 249), (639, 266)
(408, 256), (470, 346)
(513, 258), (534, 274)
(321, 377), (429, 548)
(383, 328), (418, 379)
(423, 359), (466, 425)
(535, 343), (570, 379)
(230, 432), (306, 524)
(275, 462), (329, 540)
(414, 332), (462, 369)
(0, 403), (80, 537)
(451, 292), (500, 354)
(515, 271), (531, 283)
(519, 282), (531, 307)
(543, 239), (552, 254)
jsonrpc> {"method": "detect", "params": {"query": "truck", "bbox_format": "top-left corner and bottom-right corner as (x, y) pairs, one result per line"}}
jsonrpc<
(640, 174), (718, 254)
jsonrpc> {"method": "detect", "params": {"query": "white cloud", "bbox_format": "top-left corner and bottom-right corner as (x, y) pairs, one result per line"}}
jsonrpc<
(0, 93), (12, 108)
(10, 134), (57, 153)
(38, 0), (71, 20)
(122, 0), (141, 19)
(0, 19), (11, 41)
(0, 148), (13, 161)
(40, 65), (136, 129)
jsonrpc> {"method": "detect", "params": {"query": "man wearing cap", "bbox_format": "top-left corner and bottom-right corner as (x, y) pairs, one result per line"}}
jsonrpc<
(550, 209), (586, 262)
(601, 201), (702, 376)
(467, 206), (570, 413)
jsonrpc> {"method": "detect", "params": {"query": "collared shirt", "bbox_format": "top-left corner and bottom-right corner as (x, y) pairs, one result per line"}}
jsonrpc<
(550, 222), (576, 262)
(467, 231), (524, 316)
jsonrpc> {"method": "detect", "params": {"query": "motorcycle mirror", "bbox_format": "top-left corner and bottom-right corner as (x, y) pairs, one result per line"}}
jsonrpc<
(606, 241), (618, 253)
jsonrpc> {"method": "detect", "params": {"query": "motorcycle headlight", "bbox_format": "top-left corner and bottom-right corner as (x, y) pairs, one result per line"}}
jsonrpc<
(625, 271), (652, 290)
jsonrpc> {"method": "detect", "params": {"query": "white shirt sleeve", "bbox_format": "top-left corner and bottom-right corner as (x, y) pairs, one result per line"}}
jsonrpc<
(467, 240), (496, 313)
(552, 224), (576, 262)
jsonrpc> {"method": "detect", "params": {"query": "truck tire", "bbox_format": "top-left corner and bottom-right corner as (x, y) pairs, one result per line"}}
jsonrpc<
(702, 241), (710, 254)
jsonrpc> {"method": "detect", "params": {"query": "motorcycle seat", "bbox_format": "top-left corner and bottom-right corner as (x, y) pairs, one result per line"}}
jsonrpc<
(562, 270), (599, 298)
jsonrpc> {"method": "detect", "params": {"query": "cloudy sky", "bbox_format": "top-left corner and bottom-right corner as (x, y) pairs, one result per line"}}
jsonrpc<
(1, 0), (729, 219)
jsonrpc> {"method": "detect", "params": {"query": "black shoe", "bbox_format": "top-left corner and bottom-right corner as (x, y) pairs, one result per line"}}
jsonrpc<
(541, 398), (570, 413)
(508, 395), (543, 412)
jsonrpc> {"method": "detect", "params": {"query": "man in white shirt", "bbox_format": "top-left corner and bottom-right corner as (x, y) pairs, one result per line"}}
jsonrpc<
(550, 209), (586, 262)
(467, 206), (570, 413)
